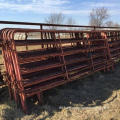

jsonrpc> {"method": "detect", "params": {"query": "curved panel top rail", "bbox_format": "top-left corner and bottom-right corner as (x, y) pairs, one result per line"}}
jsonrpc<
(1, 28), (120, 34)
(1, 28), (120, 44)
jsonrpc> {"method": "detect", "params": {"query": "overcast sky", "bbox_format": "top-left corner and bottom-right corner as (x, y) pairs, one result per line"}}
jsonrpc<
(0, 0), (120, 25)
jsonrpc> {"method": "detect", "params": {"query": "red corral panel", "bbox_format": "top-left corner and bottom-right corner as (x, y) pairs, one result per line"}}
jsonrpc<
(1, 28), (118, 113)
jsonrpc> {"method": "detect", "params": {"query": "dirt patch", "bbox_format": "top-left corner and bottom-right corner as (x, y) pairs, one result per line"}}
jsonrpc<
(1, 64), (120, 120)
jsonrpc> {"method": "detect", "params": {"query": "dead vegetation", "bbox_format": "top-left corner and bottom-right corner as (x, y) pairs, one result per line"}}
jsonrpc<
(0, 63), (120, 120)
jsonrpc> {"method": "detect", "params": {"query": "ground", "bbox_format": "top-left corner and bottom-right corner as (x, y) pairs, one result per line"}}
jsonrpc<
(1, 63), (120, 120)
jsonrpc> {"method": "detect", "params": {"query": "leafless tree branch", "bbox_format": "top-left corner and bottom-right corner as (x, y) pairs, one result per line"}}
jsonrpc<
(89, 7), (109, 26)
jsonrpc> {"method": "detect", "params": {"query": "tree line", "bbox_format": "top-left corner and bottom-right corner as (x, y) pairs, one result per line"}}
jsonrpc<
(45, 7), (119, 27)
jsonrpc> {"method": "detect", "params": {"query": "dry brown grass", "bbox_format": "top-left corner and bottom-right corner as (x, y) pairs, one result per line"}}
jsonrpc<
(1, 41), (120, 120)
(0, 63), (120, 120)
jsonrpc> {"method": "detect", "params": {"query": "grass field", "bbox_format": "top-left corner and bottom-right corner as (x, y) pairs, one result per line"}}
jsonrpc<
(0, 62), (120, 120)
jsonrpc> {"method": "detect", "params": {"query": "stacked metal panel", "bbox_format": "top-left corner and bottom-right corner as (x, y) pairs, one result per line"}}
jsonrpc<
(106, 31), (120, 61)
(0, 28), (114, 113)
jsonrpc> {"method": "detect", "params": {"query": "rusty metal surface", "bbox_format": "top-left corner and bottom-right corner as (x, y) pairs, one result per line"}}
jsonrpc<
(0, 21), (119, 114)
(0, 20), (119, 28)
(0, 28), (117, 113)
(0, 21), (120, 30)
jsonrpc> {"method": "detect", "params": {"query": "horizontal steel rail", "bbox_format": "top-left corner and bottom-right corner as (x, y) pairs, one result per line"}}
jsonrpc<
(0, 28), (116, 113)
(0, 20), (120, 29)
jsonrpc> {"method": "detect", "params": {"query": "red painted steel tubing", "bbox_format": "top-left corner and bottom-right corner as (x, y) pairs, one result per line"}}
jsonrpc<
(1, 28), (119, 113)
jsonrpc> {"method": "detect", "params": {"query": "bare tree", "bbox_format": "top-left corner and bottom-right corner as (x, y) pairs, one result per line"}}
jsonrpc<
(45, 13), (77, 30)
(105, 21), (114, 27)
(66, 17), (76, 25)
(45, 13), (65, 29)
(65, 17), (76, 30)
(105, 21), (120, 27)
(89, 7), (109, 26)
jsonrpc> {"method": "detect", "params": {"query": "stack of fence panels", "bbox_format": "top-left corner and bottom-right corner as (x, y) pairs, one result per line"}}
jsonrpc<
(59, 32), (91, 81)
(107, 31), (120, 61)
(0, 28), (114, 113)
(88, 32), (114, 72)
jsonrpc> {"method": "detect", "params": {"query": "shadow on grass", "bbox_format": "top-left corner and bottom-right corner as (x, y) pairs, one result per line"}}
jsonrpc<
(0, 102), (24, 120)
(1, 63), (120, 119)
(0, 87), (25, 120)
(19, 63), (120, 119)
